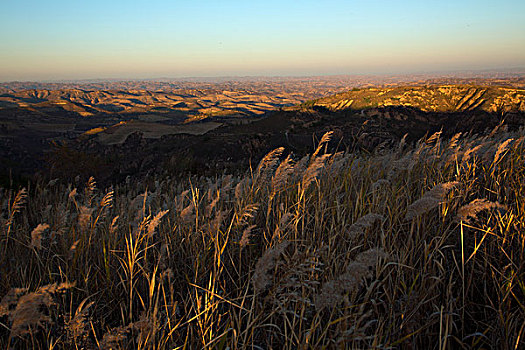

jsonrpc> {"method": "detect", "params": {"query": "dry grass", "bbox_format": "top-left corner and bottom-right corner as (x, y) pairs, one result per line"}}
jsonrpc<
(96, 120), (223, 145)
(1, 127), (525, 349)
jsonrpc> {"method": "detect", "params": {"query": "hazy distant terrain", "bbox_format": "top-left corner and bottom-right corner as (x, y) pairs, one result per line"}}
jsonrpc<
(2, 71), (524, 92)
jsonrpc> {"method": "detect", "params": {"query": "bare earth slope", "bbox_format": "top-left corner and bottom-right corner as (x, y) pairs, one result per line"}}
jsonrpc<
(310, 85), (525, 114)
(0, 88), (305, 119)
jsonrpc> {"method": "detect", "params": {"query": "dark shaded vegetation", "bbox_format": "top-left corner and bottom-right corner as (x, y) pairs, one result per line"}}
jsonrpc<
(38, 104), (522, 188)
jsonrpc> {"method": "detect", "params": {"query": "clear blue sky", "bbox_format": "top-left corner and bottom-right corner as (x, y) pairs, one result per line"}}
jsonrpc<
(1, 0), (524, 81)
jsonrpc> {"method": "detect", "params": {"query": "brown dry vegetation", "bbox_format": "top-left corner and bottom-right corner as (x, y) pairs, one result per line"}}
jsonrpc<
(94, 120), (222, 145)
(1, 126), (524, 349)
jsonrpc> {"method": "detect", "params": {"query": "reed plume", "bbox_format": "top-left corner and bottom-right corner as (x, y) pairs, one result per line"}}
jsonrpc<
(448, 132), (462, 150)
(235, 203), (259, 227)
(78, 206), (94, 232)
(271, 154), (295, 194)
(30, 223), (49, 250)
(370, 179), (390, 192)
(0, 288), (28, 317)
(461, 144), (484, 163)
(302, 154), (331, 189)
(255, 147), (285, 184)
(205, 190), (220, 217)
(347, 214), (384, 240)
(456, 199), (505, 223)
(68, 239), (80, 259)
(239, 224), (256, 248)
(68, 188), (77, 200)
(315, 248), (387, 310)
(425, 130), (442, 145)
(147, 210), (169, 238)
(180, 202), (195, 223)
(405, 182), (459, 220)
(99, 314), (153, 349)
(7, 282), (75, 338)
(253, 241), (290, 293)
(65, 299), (94, 345)
(6, 188), (27, 231)
(85, 177), (96, 206)
(493, 138), (514, 164)
(109, 215), (119, 235)
(272, 212), (293, 241)
(312, 131), (333, 159)
(234, 178), (247, 201)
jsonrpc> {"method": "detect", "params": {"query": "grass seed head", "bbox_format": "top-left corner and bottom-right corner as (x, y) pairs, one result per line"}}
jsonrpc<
(30, 223), (49, 250)
(348, 214), (384, 240)
(456, 198), (506, 223)
(315, 248), (387, 310)
(78, 206), (94, 233)
(253, 241), (290, 293)
(147, 210), (168, 238)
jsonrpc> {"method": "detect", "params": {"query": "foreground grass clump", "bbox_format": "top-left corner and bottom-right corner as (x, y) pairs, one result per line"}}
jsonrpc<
(1, 127), (524, 349)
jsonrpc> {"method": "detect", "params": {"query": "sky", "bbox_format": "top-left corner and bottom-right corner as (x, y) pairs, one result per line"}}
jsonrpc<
(0, 0), (524, 81)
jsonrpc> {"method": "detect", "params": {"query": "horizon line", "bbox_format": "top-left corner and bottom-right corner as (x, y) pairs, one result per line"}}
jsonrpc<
(2, 67), (524, 84)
